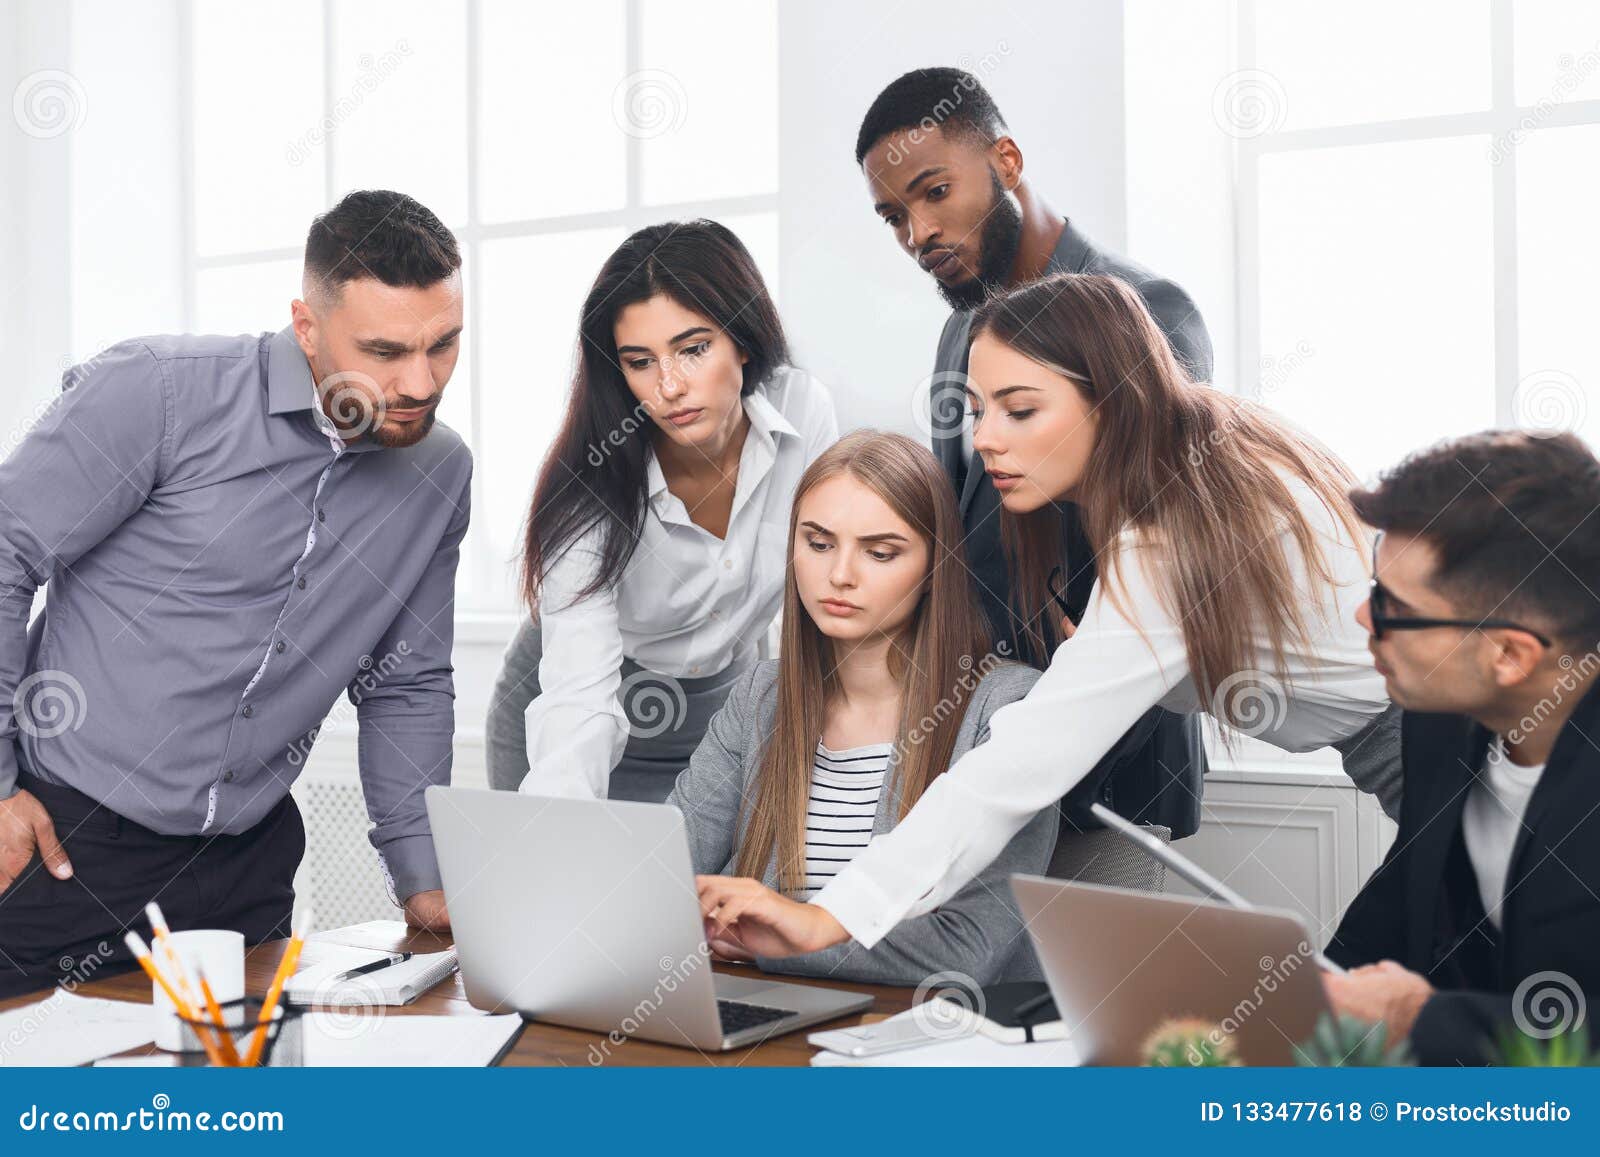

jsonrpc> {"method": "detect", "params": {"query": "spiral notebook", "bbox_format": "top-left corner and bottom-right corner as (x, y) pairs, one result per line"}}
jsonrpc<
(286, 948), (459, 1007)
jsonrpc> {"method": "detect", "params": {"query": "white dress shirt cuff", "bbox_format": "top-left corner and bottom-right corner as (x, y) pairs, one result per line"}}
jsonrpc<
(811, 869), (908, 950)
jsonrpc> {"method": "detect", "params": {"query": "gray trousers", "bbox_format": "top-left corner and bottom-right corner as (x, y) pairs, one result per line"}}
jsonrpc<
(1331, 703), (1404, 821)
(485, 619), (755, 803)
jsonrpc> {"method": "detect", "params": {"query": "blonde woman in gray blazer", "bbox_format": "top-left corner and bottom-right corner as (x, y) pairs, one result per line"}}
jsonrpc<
(666, 431), (1057, 987)
(669, 657), (1052, 985)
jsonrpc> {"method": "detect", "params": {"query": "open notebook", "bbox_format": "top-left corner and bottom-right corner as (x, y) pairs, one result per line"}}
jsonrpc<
(286, 947), (459, 1007)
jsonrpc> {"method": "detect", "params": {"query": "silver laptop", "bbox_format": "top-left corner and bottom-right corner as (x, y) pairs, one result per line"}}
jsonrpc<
(1086, 802), (1344, 973)
(1011, 875), (1331, 1065)
(426, 786), (872, 1050)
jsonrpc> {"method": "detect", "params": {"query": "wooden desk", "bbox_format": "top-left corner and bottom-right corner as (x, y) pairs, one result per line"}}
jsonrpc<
(0, 922), (911, 1067)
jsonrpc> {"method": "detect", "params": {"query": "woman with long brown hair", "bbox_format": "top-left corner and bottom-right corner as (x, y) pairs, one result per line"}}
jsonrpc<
(697, 272), (1394, 959)
(667, 430), (1054, 983)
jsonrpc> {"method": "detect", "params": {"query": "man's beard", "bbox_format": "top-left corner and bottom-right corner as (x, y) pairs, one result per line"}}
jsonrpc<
(934, 168), (1023, 311)
(310, 346), (440, 449)
(368, 406), (437, 448)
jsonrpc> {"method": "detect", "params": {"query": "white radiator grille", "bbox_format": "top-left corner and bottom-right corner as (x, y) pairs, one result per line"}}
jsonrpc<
(290, 775), (397, 932)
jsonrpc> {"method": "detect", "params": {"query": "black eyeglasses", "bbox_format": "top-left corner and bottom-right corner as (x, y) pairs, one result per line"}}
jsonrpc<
(1367, 534), (1553, 646)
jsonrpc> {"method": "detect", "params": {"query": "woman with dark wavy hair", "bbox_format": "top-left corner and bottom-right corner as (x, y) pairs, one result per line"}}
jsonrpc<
(489, 220), (836, 802)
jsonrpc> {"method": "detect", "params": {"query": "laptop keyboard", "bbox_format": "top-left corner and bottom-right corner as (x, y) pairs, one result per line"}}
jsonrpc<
(717, 999), (793, 1035)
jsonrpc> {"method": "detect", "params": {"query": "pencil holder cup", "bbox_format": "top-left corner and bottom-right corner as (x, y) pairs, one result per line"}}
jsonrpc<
(152, 929), (245, 1051)
(179, 998), (305, 1067)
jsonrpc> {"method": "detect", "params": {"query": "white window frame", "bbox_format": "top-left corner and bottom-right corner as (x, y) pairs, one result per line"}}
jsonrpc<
(1232, 0), (1600, 420)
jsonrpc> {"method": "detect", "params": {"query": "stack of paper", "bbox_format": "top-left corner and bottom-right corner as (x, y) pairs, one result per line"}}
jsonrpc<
(0, 990), (157, 1067)
(302, 1012), (522, 1066)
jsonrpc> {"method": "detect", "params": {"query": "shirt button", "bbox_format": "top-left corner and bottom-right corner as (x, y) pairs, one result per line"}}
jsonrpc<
(275, 640), (286, 654)
(223, 770), (235, 783)
(690, 666), (701, 675)
(723, 559), (733, 570)
(297, 576), (307, 590)
(242, 705), (254, 718)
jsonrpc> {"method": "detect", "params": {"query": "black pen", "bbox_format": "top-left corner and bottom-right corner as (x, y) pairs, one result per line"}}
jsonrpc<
(332, 952), (411, 982)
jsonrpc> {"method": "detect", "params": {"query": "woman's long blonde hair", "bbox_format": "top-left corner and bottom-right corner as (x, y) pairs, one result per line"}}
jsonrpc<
(973, 273), (1363, 725)
(735, 431), (996, 895)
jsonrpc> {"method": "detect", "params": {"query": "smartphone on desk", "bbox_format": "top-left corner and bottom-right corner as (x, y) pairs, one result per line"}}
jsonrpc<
(808, 1013), (952, 1058)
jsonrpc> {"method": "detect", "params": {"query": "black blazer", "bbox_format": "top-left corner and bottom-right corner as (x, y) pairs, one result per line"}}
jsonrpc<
(1327, 682), (1600, 1064)
(930, 219), (1214, 837)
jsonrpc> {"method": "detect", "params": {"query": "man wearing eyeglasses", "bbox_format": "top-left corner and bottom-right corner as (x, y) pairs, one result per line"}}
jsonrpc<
(1323, 429), (1600, 1064)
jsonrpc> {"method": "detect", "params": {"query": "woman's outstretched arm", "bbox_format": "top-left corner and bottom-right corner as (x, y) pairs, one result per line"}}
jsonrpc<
(700, 542), (1188, 953)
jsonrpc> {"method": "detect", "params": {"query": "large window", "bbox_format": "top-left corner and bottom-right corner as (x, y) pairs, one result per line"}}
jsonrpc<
(1232, 0), (1600, 481)
(181, 0), (779, 614)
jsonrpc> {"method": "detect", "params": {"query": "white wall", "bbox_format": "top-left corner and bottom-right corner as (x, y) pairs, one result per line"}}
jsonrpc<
(775, 0), (1130, 437)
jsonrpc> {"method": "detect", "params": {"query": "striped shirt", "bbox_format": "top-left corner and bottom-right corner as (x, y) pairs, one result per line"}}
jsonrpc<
(804, 740), (893, 897)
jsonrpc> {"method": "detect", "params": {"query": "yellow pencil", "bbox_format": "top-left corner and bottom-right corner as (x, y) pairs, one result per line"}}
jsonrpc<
(242, 908), (313, 1067)
(124, 931), (227, 1067)
(197, 967), (242, 1066)
(144, 904), (196, 1001)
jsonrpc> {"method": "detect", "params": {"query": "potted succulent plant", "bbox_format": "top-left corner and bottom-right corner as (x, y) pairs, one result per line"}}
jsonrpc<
(1491, 1024), (1597, 1066)
(1140, 1017), (1242, 1067)
(1294, 1013), (1415, 1066)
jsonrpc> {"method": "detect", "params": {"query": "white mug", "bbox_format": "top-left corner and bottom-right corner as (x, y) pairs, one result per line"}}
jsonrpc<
(150, 929), (245, 1052)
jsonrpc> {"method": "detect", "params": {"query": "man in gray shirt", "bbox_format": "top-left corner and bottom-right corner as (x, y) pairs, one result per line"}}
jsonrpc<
(0, 190), (470, 998)
(855, 69), (1213, 838)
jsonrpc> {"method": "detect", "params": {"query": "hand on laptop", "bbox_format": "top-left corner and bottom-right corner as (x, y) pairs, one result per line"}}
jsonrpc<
(403, 888), (451, 932)
(696, 875), (848, 959)
(1321, 959), (1434, 1041)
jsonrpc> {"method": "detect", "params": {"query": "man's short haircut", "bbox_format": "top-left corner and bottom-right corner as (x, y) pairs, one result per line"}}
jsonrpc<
(304, 189), (461, 303)
(1350, 430), (1600, 645)
(854, 67), (1007, 166)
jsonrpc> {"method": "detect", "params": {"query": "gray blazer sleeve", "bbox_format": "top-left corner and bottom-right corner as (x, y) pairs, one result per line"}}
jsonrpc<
(666, 662), (774, 875)
(485, 619), (541, 791)
(756, 663), (1057, 987)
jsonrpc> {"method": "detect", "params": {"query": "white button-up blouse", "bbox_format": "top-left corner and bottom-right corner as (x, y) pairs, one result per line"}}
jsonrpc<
(519, 366), (837, 799)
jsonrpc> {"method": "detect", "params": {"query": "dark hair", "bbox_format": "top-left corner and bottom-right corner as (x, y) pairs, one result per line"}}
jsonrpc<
(854, 67), (1007, 166)
(520, 220), (790, 611)
(304, 190), (461, 299)
(1350, 430), (1600, 645)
